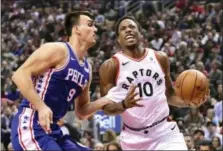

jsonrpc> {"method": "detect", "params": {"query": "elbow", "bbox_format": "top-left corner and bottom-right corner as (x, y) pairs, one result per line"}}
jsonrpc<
(77, 115), (87, 120)
(75, 110), (87, 120)
(11, 72), (19, 84)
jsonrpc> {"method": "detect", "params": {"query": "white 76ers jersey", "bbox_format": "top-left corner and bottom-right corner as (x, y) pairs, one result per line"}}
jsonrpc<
(105, 48), (170, 128)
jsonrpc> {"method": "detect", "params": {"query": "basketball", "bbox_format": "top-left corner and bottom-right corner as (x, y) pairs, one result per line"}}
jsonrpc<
(175, 69), (209, 107)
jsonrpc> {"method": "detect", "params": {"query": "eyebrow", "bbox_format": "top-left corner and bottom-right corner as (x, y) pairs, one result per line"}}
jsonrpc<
(120, 23), (136, 29)
(87, 20), (94, 24)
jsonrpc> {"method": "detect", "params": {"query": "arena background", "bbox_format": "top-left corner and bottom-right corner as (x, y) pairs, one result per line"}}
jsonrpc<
(1, 0), (222, 150)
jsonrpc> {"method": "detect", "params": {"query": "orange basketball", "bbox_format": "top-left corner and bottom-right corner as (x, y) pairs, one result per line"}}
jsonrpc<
(175, 69), (209, 107)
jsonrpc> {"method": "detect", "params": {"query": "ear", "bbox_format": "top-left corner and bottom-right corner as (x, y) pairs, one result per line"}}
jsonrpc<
(117, 37), (120, 44)
(73, 26), (81, 35)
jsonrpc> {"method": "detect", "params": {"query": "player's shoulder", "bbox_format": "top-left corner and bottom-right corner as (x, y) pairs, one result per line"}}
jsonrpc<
(40, 42), (67, 56)
(150, 49), (168, 64)
(99, 57), (118, 73)
(149, 48), (168, 60)
(41, 42), (67, 50)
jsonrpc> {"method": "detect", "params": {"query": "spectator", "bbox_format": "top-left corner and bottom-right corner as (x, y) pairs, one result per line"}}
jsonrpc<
(184, 108), (205, 127)
(193, 129), (205, 148)
(150, 33), (163, 51)
(205, 108), (219, 126)
(196, 61), (208, 77)
(216, 84), (223, 101)
(102, 129), (117, 143)
(7, 142), (13, 151)
(106, 142), (122, 151)
(209, 59), (222, 88)
(94, 142), (104, 150)
(211, 136), (222, 151)
(214, 100), (222, 124)
(199, 140), (212, 151)
(184, 134), (195, 150)
(204, 122), (222, 144)
(1, 106), (14, 150)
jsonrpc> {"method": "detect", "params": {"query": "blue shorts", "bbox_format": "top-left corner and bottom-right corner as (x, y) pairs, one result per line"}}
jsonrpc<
(11, 107), (91, 151)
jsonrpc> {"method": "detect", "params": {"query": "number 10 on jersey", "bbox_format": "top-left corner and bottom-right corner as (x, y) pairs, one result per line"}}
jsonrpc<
(137, 82), (153, 97)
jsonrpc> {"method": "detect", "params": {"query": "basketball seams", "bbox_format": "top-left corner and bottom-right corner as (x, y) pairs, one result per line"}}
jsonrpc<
(180, 72), (190, 102)
(189, 71), (197, 103)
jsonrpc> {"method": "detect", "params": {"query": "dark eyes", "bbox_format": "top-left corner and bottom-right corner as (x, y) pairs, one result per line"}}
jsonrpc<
(88, 23), (93, 27)
(120, 25), (136, 31)
(88, 22), (94, 27)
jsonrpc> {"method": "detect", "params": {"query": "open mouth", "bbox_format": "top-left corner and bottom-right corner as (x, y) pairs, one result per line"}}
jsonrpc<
(125, 35), (135, 40)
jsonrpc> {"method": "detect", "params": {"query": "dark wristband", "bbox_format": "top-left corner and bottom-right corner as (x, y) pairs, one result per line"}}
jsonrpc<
(121, 100), (127, 109)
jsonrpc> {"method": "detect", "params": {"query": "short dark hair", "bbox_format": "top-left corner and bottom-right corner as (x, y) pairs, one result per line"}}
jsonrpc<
(64, 11), (94, 37)
(115, 16), (141, 36)
(106, 141), (122, 151)
(207, 121), (217, 127)
(194, 129), (205, 136)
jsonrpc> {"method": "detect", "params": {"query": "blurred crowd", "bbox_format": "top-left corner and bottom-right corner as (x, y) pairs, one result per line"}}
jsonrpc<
(1, 0), (222, 151)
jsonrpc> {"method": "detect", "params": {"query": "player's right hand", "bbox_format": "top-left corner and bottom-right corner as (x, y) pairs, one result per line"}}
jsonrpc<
(37, 103), (53, 134)
(123, 85), (143, 109)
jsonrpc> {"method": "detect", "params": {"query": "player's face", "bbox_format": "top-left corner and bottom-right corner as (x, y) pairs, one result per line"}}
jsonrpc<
(77, 15), (97, 46)
(117, 19), (140, 47)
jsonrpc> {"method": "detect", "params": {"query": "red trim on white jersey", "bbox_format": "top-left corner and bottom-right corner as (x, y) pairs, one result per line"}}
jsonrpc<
(118, 48), (148, 62)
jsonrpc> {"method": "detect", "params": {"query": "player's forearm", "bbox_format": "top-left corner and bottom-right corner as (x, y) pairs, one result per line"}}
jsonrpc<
(167, 95), (189, 108)
(166, 86), (188, 108)
(77, 97), (110, 118)
(102, 102), (125, 116)
(12, 70), (45, 110)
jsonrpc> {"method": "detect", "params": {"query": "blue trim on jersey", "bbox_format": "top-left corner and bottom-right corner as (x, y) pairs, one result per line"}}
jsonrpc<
(65, 42), (86, 67)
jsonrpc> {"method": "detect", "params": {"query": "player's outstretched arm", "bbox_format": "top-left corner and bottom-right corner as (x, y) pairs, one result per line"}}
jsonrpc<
(75, 58), (142, 119)
(75, 64), (110, 120)
(99, 58), (142, 115)
(12, 42), (66, 132)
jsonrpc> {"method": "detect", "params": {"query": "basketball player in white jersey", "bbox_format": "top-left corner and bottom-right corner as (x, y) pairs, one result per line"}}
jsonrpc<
(99, 16), (209, 150)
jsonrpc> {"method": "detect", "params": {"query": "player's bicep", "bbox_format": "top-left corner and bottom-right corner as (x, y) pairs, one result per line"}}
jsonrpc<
(16, 43), (65, 76)
(155, 51), (174, 98)
(99, 58), (117, 97)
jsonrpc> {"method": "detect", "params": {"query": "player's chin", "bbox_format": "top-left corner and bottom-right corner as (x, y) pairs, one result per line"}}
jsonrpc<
(89, 40), (97, 46)
(125, 40), (137, 46)
(126, 42), (137, 47)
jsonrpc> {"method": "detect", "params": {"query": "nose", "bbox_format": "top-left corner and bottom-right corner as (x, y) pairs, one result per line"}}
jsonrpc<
(94, 26), (98, 33)
(125, 26), (131, 34)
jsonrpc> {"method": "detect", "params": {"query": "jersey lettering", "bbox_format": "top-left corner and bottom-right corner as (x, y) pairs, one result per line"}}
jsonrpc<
(121, 68), (163, 95)
(65, 68), (86, 87)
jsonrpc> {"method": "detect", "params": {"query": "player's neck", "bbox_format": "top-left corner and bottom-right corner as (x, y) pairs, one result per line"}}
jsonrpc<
(122, 45), (145, 59)
(68, 37), (89, 60)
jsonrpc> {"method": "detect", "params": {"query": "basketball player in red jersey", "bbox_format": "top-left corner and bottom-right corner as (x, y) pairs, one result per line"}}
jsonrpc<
(99, 16), (209, 150)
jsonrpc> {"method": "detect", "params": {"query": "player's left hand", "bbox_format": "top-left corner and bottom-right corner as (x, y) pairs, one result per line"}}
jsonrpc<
(188, 89), (210, 108)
